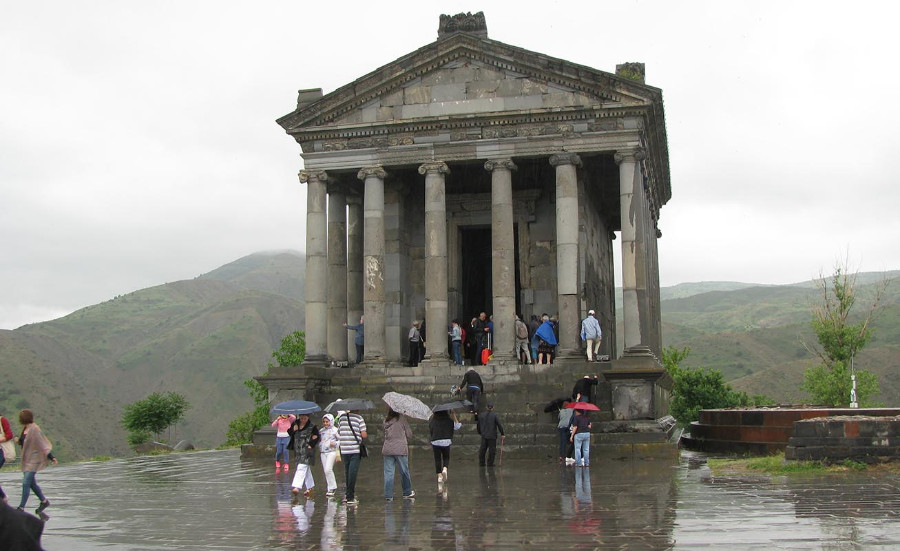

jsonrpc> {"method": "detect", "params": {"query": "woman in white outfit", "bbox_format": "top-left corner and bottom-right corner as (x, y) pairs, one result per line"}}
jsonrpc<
(318, 414), (340, 497)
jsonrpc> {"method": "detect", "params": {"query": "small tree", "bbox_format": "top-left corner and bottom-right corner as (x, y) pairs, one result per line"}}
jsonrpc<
(122, 392), (190, 444)
(802, 258), (884, 406)
(225, 331), (306, 445)
(663, 346), (769, 426)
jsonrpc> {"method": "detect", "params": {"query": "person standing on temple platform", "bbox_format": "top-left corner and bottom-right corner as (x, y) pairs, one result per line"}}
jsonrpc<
(472, 314), (486, 365)
(448, 320), (464, 366)
(514, 314), (532, 364)
(408, 321), (422, 367)
(580, 310), (603, 362)
(535, 315), (558, 364)
(343, 316), (364, 365)
(477, 403), (505, 467)
(418, 319), (427, 364)
(572, 375), (599, 403)
(466, 317), (479, 366)
(528, 314), (541, 363)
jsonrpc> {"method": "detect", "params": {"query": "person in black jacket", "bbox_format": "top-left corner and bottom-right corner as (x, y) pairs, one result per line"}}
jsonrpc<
(572, 374), (599, 403)
(459, 367), (484, 414)
(428, 410), (460, 485)
(477, 403), (505, 467)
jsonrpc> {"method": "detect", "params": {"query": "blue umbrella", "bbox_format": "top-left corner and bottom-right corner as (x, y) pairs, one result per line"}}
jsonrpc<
(270, 400), (321, 415)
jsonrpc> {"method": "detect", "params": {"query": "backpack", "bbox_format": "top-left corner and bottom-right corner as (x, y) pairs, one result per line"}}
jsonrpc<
(515, 319), (529, 339)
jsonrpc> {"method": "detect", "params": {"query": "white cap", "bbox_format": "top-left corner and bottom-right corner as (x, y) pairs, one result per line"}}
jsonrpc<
(588, 309), (595, 315)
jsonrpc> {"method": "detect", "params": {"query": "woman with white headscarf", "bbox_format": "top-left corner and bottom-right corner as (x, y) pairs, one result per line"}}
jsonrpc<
(318, 413), (340, 497)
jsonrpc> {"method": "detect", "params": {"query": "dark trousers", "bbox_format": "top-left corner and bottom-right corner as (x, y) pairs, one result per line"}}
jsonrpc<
(558, 427), (571, 459)
(343, 453), (361, 499)
(432, 445), (450, 474)
(466, 387), (481, 413)
(408, 340), (420, 366)
(354, 345), (364, 364)
(478, 438), (498, 466)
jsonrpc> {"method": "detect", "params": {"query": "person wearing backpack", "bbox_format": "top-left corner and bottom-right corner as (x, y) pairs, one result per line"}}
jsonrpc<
(514, 314), (532, 364)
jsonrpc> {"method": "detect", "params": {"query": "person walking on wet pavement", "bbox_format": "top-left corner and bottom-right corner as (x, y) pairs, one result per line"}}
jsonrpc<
(459, 367), (484, 415)
(572, 374), (599, 403)
(271, 414), (296, 473)
(16, 409), (57, 518)
(318, 414), (340, 497)
(382, 408), (415, 501)
(557, 399), (575, 463)
(337, 409), (367, 505)
(570, 408), (592, 467)
(477, 403), (505, 467)
(288, 414), (320, 497)
(343, 316), (365, 365)
(429, 410), (461, 487)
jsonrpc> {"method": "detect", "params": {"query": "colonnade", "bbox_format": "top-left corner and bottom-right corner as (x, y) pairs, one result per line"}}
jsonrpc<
(300, 149), (650, 366)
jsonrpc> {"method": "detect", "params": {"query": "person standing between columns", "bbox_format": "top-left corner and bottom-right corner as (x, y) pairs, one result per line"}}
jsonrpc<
(448, 320), (463, 366)
(580, 310), (603, 362)
(514, 314), (532, 364)
(477, 403), (505, 467)
(408, 321), (422, 367)
(343, 316), (364, 365)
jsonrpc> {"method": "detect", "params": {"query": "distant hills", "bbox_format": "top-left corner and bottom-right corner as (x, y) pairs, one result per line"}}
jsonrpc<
(1, 252), (896, 460)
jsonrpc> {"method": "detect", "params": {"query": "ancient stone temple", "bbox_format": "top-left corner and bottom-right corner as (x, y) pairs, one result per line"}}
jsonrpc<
(255, 13), (675, 456)
(276, 12), (670, 368)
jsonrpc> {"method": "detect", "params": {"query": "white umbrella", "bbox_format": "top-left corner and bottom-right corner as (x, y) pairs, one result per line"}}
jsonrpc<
(382, 391), (433, 421)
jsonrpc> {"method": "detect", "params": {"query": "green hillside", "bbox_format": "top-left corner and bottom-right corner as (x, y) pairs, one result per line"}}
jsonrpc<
(0, 252), (305, 459)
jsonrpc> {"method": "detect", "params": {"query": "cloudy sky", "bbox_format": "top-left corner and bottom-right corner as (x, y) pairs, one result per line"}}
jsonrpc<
(3, 1), (898, 330)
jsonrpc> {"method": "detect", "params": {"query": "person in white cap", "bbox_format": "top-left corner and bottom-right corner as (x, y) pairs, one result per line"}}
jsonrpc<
(580, 309), (603, 362)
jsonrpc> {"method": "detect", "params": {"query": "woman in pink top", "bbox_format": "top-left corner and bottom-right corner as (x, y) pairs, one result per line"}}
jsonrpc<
(271, 414), (296, 472)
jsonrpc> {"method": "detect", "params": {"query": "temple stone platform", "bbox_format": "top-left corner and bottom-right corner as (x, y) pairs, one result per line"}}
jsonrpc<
(249, 353), (677, 461)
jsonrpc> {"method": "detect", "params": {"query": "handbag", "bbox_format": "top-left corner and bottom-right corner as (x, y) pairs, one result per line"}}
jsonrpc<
(346, 413), (367, 459)
(0, 439), (15, 461)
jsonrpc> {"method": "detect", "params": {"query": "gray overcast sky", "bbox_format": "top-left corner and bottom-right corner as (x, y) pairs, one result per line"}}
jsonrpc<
(3, 1), (899, 330)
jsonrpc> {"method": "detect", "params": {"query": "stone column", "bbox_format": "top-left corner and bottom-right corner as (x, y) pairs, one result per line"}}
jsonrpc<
(549, 153), (582, 357)
(485, 158), (517, 360)
(346, 194), (364, 361)
(358, 166), (387, 361)
(419, 162), (450, 361)
(299, 169), (328, 364)
(326, 185), (348, 362)
(615, 148), (648, 351)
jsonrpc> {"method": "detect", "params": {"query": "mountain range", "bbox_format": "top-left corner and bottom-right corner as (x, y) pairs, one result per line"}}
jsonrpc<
(1, 251), (896, 460)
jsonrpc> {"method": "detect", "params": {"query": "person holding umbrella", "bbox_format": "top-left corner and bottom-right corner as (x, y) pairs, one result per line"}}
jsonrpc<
(271, 413), (296, 472)
(569, 407), (593, 467)
(382, 408), (415, 501)
(288, 414), (320, 497)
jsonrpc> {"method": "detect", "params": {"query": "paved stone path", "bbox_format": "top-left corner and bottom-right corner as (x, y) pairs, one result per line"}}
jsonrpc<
(1, 449), (898, 549)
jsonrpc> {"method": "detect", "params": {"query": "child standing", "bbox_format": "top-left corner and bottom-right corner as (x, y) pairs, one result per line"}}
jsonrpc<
(271, 414), (296, 472)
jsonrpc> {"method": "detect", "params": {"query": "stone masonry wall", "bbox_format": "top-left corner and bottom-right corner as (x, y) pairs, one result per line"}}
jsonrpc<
(786, 416), (900, 464)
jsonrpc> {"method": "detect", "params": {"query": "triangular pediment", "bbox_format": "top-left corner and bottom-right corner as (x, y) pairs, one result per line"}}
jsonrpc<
(277, 34), (661, 134)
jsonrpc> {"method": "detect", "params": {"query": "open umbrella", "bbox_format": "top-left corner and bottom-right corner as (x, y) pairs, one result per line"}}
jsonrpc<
(270, 400), (321, 415)
(324, 398), (376, 413)
(543, 396), (570, 413)
(382, 392), (432, 421)
(565, 402), (600, 411)
(432, 400), (473, 412)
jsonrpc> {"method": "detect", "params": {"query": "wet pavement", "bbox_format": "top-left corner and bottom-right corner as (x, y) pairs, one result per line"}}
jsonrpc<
(1, 448), (898, 550)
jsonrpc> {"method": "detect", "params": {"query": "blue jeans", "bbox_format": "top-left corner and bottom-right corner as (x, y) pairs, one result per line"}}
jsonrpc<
(383, 455), (412, 498)
(343, 453), (361, 500)
(275, 436), (290, 463)
(20, 471), (47, 508)
(574, 432), (590, 466)
(452, 340), (462, 365)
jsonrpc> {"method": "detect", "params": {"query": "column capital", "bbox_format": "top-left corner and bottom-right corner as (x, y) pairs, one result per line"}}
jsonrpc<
(484, 158), (517, 172)
(418, 161), (450, 176)
(327, 180), (353, 196)
(549, 153), (582, 168)
(613, 148), (647, 165)
(299, 169), (328, 184)
(357, 165), (387, 181)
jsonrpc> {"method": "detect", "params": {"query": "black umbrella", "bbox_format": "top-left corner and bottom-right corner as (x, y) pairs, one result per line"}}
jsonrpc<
(324, 398), (376, 413)
(543, 396), (570, 413)
(432, 400), (472, 412)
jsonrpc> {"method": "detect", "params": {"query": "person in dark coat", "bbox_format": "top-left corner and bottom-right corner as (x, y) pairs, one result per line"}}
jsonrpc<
(572, 375), (599, 403)
(0, 503), (45, 551)
(477, 403), (505, 467)
(459, 367), (484, 414)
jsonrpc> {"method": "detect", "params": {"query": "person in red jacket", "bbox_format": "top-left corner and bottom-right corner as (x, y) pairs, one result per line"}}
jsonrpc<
(0, 413), (14, 504)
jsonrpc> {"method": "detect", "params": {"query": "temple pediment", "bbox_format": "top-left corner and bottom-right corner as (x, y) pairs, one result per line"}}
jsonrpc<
(277, 33), (662, 139)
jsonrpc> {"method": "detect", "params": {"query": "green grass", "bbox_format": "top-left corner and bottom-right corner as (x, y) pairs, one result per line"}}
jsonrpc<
(707, 453), (896, 475)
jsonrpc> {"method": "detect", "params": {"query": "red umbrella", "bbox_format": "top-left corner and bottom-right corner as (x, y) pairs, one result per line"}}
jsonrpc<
(565, 402), (600, 411)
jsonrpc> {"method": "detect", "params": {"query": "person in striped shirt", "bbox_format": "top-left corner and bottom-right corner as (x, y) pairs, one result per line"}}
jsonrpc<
(336, 411), (367, 505)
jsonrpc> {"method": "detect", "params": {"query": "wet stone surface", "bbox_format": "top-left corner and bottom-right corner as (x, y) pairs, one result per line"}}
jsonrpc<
(1, 449), (898, 549)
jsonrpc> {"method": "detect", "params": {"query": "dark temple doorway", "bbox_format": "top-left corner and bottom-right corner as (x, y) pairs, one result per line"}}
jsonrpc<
(459, 226), (521, 321)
